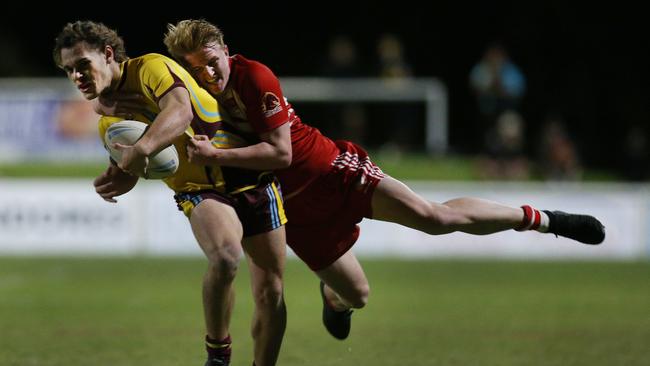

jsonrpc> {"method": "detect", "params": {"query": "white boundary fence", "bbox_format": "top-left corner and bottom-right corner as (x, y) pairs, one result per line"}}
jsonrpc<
(0, 179), (646, 260)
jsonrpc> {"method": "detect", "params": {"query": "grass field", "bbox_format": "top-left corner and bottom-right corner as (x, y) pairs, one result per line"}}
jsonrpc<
(0, 154), (618, 181)
(0, 257), (648, 366)
(0, 156), (477, 181)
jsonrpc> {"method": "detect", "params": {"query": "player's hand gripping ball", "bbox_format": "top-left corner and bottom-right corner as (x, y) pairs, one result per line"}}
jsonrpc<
(104, 120), (179, 179)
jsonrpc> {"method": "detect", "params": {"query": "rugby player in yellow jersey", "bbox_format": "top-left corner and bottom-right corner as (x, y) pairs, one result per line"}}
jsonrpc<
(53, 20), (285, 366)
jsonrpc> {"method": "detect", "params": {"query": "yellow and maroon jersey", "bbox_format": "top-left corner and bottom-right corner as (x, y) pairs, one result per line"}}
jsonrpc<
(98, 53), (268, 194)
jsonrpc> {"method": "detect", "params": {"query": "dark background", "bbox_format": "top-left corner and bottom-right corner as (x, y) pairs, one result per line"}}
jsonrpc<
(2, 3), (649, 177)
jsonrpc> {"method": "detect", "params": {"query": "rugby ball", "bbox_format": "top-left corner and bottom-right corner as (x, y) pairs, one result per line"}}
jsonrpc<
(104, 120), (179, 179)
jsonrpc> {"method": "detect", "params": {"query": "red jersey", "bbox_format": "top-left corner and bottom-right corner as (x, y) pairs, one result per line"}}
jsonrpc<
(217, 55), (339, 194)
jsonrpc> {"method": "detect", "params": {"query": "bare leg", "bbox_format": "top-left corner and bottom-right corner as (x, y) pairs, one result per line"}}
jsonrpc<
(315, 177), (523, 311)
(371, 176), (523, 235)
(242, 227), (287, 366)
(316, 250), (369, 311)
(189, 199), (243, 341)
(314, 250), (369, 340)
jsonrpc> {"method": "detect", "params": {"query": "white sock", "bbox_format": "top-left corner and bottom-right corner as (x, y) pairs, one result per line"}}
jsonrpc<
(537, 211), (550, 232)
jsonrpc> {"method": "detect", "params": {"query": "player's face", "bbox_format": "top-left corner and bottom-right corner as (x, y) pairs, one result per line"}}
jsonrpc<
(59, 42), (113, 100)
(184, 43), (230, 95)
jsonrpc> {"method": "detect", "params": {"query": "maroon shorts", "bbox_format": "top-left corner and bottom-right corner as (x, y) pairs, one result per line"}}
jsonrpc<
(174, 176), (286, 238)
(285, 140), (385, 270)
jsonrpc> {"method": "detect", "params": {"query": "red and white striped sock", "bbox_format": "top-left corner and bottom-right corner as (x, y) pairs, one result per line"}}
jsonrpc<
(516, 205), (550, 232)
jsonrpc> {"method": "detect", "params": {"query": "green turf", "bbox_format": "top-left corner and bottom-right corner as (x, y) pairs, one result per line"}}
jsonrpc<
(0, 257), (648, 366)
(0, 162), (106, 178)
(0, 154), (619, 181)
(0, 155), (478, 181)
(371, 153), (480, 180)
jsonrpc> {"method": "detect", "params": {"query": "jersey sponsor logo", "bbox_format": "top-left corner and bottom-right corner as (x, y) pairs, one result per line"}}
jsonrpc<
(261, 92), (282, 118)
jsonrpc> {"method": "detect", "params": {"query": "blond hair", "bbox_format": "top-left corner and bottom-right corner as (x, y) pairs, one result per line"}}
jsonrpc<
(164, 19), (224, 65)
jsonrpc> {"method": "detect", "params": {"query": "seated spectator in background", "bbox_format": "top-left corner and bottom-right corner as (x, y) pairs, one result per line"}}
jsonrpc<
(478, 110), (530, 180)
(470, 42), (526, 152)
(538, 115), (583, 181)
(375, 33), (413, 80)
(320, 35), (368, 144)
(374, 33), (417, 154)
(321, 35), (363, 77)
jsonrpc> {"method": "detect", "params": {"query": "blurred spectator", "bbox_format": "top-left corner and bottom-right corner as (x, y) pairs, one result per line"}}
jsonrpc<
(478, 110), (530, 180)
(321, 35), (363, 77)
(620, 125), (649, 181)
(470, 42), (526, 153)
(376, 33), (413, 79)
(374, 33), (417, 153)
(537, 115), (583, 181)
(320, 35), (368, 143)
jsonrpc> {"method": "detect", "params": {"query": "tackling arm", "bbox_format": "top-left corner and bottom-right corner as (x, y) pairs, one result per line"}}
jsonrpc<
(188, 122), (292, 170)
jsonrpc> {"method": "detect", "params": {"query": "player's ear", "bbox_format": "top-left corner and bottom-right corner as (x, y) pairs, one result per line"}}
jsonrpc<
(223, 44), (229, 56)
(104, 45), (115, 63)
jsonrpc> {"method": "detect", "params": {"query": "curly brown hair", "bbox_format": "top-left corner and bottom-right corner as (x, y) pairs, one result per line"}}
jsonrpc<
(53, 20), (128, 66)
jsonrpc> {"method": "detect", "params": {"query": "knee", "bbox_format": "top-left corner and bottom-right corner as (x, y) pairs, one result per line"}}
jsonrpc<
(205, 244), (241, 283)
(346, 283), (370, 309)
(412, 201), (445, 225)
(253, 278), (285, 308)
(415, 202), (465, 233)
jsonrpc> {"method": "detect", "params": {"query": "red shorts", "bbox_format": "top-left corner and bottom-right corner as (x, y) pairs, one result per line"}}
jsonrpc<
(284, 141), (385, 270)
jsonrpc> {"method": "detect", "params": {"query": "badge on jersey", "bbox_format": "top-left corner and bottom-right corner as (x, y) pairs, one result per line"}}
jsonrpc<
(261, 92), (282, 118)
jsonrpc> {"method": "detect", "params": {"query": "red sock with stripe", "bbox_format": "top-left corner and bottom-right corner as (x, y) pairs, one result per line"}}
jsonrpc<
(516, 205), (549, 232)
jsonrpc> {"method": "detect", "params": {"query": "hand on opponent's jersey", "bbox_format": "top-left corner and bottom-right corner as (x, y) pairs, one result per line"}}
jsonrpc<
(187, 135), (218, 165)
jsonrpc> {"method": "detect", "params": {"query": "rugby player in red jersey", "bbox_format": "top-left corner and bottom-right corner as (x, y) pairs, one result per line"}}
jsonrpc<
(162, 19), (605, 342)
(108, 20), (603, 345)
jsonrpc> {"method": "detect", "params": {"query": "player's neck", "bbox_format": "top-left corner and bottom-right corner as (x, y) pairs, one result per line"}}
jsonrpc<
(107, 61), (125, 93)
